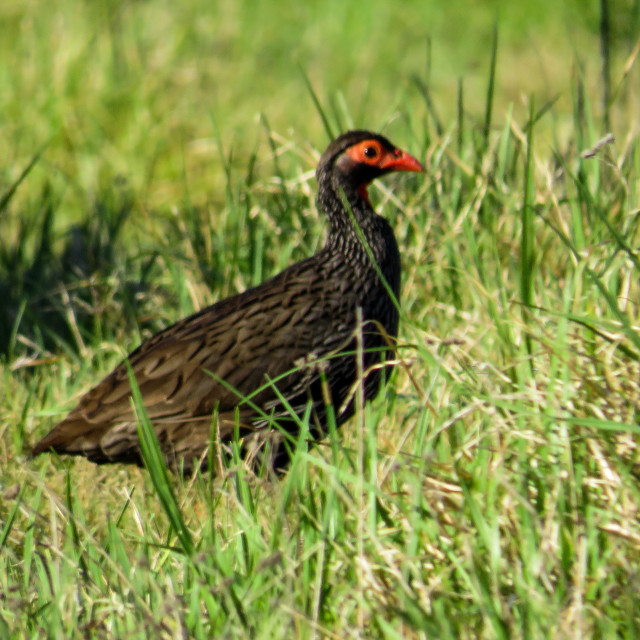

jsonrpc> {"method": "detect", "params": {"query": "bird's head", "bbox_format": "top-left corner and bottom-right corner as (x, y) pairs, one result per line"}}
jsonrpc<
(317, 130), (424, 204)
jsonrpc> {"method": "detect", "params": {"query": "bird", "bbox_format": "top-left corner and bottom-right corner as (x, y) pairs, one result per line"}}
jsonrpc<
(31, 130), (424, 473)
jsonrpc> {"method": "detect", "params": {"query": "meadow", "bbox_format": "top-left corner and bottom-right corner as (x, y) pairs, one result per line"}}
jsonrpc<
(1, 0), (640, 637)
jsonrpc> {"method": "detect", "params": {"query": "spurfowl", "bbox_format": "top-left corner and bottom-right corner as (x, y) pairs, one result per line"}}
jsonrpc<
(32, 130), (423, 473)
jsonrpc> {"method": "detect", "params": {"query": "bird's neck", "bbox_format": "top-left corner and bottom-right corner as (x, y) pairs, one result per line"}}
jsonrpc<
(318, 174), (390, 254)
(316, 173), (401, 303)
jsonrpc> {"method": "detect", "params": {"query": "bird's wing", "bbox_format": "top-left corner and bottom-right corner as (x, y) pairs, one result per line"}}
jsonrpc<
(32, 259), (356, 463)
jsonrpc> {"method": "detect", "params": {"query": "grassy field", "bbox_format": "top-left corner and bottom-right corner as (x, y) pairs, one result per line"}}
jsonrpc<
(2, 0), (640, 637)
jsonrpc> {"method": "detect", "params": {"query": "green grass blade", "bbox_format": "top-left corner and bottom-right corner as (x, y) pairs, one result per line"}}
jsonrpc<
(483, 19), (499, 145)
(125, 361), (194, 556)
(299, 68), (335, 141)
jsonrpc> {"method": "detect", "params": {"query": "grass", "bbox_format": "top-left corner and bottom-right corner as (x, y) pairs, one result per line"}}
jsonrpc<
(2, 0), (640, 637)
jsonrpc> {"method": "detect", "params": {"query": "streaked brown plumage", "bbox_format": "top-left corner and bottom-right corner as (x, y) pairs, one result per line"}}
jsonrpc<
(31, 130), (423, 473)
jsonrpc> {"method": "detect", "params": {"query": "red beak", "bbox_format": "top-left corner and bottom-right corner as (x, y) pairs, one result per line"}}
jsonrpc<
(380, 149), (425, 173)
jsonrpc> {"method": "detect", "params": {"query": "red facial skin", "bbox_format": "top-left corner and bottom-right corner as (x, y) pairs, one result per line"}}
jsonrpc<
(344, 139), (424, 204)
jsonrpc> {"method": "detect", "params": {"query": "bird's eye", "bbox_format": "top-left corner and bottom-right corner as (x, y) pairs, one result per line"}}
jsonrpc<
(363, 146), (378, 159)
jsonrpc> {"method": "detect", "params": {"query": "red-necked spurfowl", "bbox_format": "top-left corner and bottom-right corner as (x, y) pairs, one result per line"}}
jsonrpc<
(32, 130), (424, 473)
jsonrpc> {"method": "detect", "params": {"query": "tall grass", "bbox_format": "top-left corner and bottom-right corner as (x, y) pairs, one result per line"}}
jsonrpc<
(2, 0), (640, 638)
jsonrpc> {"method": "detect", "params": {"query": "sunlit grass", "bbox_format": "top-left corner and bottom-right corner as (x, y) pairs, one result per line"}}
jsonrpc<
(2, 0), (640, 638)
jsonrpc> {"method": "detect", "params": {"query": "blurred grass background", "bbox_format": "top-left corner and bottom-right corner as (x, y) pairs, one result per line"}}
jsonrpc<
(2, 0), (640, 637)
(2, 0), (633, 207)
